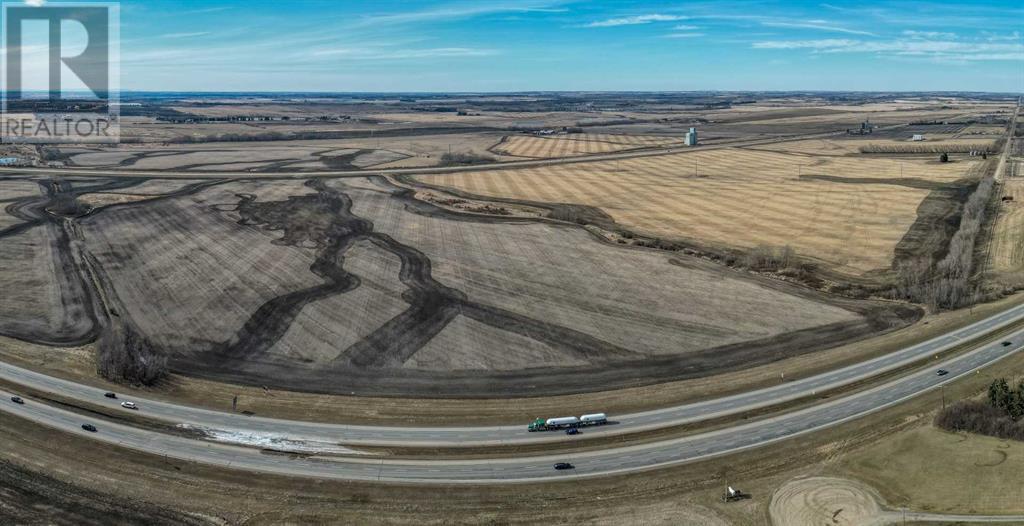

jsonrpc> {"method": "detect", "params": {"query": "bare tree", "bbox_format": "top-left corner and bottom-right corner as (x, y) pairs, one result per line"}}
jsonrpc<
(96, 324), (167, 386)
(893, 172), (996, 309)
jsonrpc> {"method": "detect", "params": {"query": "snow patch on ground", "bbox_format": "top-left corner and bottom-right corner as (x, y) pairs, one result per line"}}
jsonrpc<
(179, 424), (374, 455)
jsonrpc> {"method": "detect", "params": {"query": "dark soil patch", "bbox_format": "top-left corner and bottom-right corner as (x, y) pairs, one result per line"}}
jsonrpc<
(319, 149), (373, 170)
(798, 174), (952, 191)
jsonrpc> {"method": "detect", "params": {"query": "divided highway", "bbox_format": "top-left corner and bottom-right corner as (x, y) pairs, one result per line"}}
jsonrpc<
(2, 301), (1024, 449)
(3, 325), (1022, 483)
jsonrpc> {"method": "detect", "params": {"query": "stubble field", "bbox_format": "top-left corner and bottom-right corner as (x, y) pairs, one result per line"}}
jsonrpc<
(50, 133), (512, 172)
(0, 173), (914, 397)
(493, 133), (684, 158)
(419, 147), (979, 274)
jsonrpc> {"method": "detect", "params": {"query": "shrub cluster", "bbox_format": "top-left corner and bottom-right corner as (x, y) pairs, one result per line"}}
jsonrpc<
(740, 245), (797, 272)
(935, 378), (1024, 441)
(438, 152), (496, 166)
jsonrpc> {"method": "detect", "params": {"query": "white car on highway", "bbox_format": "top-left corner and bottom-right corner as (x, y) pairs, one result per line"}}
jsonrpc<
(121, 401), (138, 410)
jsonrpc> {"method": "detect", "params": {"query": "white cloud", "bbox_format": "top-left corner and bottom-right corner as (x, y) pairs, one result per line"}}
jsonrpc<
(311, 47), (496, 60)
(24, 0), (45, 6)
(672, 24), (700, 31)
(180, 6), (231, 15)
(161, 32), (211, 39)
(903, 30), (957, 39)
(357, 2), (567, 27)
(984, 31), (1022, 42)
(663, 33), (706, 39)
(752, 39), (858, 50)
(586, 14), (688, 28)
(761, 21), (876, 36)
(752, 37), (1024, 63)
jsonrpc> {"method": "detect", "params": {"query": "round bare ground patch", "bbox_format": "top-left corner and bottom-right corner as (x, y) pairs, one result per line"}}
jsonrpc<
(769, 476), (887, 526)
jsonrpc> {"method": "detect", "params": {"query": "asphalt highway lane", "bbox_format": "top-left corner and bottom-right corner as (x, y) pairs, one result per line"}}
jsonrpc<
(2, 325), (1021, 483)
(2, 302), (1023, 448)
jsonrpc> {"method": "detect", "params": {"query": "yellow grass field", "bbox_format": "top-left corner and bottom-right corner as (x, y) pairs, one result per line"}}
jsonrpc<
(419, 148), (978, 274)
(494, 133), (683, 158)
(839, 425), (1024, 515)
(989, 177), (1024, 273)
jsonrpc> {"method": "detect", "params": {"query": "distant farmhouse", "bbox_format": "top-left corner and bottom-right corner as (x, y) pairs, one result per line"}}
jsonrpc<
(847, 119), (875, 135)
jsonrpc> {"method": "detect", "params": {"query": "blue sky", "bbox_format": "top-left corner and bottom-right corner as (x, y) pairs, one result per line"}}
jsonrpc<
(18, 0), (1024, 92)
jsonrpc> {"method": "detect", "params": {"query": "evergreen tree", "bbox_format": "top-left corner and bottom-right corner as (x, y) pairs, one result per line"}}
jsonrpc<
(1011, 380), (1024, 421)
(988, 378), (1012, 415)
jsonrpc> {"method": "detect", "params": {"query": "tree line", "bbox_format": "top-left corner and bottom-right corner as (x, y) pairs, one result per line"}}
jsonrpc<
(892, 172), (996, 310)
(859, 140), (1001, 155)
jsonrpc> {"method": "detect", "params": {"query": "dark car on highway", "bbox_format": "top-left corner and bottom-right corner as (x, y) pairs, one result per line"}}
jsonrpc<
(936, 369), (949, 376)
(104, 392), (117, 399)
(565, 428), (579, 435)
(553, 462), (574, 470)
(81, 424), (97, 432)
(1003, 341), (1013, 347)
(10, 396), (24, 404)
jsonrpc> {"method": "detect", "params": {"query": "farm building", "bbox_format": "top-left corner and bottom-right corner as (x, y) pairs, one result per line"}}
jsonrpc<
(685, 127), (698, 146)
(911, 134), (925, 141)
(847, 119), (875, 135)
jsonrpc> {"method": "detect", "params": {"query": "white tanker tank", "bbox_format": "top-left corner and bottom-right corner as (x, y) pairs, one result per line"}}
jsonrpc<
(545, 416), (580, 427)
(528, 413), (608, 431)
